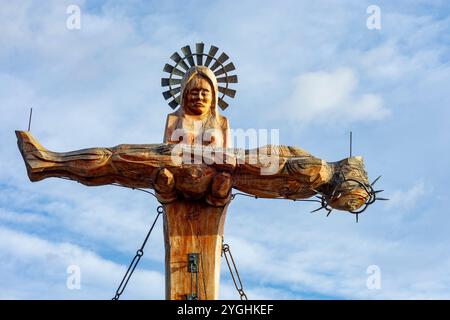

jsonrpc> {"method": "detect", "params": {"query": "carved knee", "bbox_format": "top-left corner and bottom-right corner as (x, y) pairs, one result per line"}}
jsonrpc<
(206, 172), (233, 206)
(154, 168), (177, 203)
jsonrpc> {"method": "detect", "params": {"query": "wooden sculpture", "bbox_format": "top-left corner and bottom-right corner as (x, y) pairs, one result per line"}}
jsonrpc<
(16, 44), (378, 300)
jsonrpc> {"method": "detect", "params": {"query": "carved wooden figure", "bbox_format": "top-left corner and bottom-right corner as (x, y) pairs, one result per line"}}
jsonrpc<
(16, 44), (378, 300)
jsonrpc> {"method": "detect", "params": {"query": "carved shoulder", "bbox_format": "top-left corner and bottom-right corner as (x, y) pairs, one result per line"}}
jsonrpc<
(163, 112), (180, 143)
(218, 114), (229, 131)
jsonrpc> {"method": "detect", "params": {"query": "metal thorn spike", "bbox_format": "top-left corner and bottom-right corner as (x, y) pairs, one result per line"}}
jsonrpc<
(196, 43), (204, 66)
(356, 214), (359, 223)
(170, 52), (190, 70)
(214, 62), (235, 76)
(311, 207), (323, 213)
(374, 190), (384, 194)
(163, 64), (185, 77)
(210, 52), (229, 71)
(326, 210), (333, 217)
(204, 45), (219, 67)
(367, 196), (377, 205)
(217, 99), (229, 110)
(217, 75), (238, 83)
(161, 78), (182, 87)
(371, 175), (382, 186)
(181, 45), (195, 67)
(376, 197), (390, 201)
(218, 86), (236, 98)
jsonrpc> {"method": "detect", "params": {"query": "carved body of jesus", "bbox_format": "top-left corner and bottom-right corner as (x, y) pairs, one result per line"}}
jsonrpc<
(16, 65), (372, 300)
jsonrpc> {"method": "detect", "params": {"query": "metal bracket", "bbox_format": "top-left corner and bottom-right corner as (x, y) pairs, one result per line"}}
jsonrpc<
(186, 293), (198, 300)
(188, 253), (199, 273)
(186, 253), (200, 300)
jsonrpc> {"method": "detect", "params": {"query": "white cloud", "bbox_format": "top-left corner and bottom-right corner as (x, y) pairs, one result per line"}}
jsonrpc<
(0, 225), (164, 299)
(386, 182), (427, 211)
(0, 208), (49, 224)
(221, 195), (450, 300)
(281, 68), (390, 127)
(0, 181), (166, 263)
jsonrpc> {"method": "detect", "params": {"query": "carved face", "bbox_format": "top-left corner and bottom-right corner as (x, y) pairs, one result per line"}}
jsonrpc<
(183, 75), (213, 116)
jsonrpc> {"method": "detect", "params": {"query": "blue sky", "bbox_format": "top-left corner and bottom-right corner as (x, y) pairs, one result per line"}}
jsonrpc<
(1, 0), (450, 299)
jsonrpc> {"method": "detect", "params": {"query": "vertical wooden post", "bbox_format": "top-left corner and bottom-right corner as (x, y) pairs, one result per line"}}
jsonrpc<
(163, 200), (229, 300)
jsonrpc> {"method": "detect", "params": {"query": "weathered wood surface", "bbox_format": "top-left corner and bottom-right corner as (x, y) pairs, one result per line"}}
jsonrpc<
(15, 64), (375, 301)
(163, 200), (228, 300)
(16, 130), (370, 211)
(16, 130), (372, 299)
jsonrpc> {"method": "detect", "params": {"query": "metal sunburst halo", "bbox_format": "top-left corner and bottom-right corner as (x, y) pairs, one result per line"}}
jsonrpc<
(161, 43), (238, 110)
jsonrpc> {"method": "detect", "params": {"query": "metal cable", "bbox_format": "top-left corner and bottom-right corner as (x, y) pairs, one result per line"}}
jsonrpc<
(222, 242), (248, 300)
(112, 205), (164, 300)
(231, 192), (321, 203)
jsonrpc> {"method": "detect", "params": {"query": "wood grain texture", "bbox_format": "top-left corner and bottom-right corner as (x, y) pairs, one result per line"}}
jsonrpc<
(16, 130), (371, 300)
(16, 130), (369, 211)
(163, 200), (228, 300)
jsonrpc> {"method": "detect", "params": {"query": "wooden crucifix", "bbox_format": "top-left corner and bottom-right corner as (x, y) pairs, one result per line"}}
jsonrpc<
(16, 43), (380, 300)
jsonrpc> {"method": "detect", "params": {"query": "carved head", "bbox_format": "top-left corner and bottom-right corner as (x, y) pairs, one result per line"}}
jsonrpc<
(183, 74), (214, 116)
(180, 66), (219, 118)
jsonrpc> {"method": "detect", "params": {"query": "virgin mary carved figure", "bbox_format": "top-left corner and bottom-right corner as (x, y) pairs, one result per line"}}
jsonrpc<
(163, 66), (231, 148)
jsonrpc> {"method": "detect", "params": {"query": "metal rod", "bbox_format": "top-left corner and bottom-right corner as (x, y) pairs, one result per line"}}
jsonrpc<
(350, 131), (352, 157)
(27, 108), (33, 131)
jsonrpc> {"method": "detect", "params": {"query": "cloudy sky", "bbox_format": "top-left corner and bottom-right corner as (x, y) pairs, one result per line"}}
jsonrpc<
(1, 0), (450, 299)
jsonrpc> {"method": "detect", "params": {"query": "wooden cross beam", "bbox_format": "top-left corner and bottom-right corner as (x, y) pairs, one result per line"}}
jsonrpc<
(16, 130), (371, 299)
